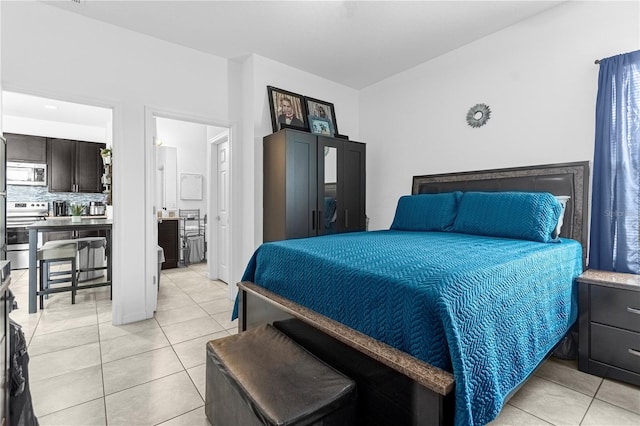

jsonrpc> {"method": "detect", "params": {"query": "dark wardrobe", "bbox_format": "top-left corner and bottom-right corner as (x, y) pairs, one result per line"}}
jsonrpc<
(263, 129), (366, 242)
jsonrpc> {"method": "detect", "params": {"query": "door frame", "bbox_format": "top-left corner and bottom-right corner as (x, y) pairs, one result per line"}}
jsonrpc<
(144, 107), (235, 314)
(1, 85), (125, 320)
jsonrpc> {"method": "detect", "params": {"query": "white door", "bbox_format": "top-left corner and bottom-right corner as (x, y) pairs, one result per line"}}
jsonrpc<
(146, 113), (159, 315)
(217, 140), (230, 283)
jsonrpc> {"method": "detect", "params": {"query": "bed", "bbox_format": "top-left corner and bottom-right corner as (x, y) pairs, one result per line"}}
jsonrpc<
(235, 161), (589, 426)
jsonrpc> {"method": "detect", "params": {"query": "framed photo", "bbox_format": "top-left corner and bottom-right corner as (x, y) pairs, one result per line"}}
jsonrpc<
(308, 115), (335, 136)
(267, 86), (308, 132)
(304, 97), (338, 136)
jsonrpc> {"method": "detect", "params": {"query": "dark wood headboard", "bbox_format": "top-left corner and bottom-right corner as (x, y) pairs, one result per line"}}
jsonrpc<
(412, 161), (590, 267)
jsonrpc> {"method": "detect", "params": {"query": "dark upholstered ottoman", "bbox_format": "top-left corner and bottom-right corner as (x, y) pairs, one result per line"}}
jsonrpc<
(205, 324), (356, 426)
(273, 318), (455, 426)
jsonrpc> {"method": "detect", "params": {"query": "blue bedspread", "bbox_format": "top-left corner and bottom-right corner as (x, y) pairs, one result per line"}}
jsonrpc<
(239, 230), (582, 425)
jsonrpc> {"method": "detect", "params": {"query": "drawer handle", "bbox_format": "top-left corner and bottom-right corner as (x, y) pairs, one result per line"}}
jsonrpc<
(629, 348), (640, 358)
(627, 307), (640, 315)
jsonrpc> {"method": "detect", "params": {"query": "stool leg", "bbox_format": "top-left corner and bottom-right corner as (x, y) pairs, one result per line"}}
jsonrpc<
(71, 258), (77, 305)
(39, 260), (44, 310)
(43, 262), (48, 302)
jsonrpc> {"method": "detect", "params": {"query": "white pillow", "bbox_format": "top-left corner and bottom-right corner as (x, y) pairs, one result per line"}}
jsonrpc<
(553, 196), (570, 238)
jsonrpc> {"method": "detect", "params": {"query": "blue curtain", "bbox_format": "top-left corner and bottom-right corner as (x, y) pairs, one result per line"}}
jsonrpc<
(589, 50), (640, 274)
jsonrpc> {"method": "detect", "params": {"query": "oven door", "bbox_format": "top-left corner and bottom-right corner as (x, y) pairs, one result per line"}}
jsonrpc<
(6, 227), (41, 270)
(7, 227), (29, 250)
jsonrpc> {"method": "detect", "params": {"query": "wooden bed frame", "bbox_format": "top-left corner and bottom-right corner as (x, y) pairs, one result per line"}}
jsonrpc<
(238, 161), (590, 425)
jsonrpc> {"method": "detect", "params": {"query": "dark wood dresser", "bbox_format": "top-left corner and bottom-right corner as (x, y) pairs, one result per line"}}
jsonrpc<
(578, 269), (640, 386)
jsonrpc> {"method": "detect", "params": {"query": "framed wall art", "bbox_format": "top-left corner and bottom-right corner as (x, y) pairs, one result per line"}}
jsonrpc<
(180, 173), (203, 200)
(308, 115), (335, 136)
(267, 86), (309, 132)
(304, 96), (338, 136)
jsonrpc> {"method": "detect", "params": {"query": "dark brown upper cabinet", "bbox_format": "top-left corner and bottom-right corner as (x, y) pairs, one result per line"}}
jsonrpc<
(47, 138), (105, 193)
(5, 133), (47, 163)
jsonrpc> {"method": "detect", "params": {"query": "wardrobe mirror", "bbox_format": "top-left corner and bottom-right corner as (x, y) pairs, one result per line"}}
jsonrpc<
(323, 146), (338, 234)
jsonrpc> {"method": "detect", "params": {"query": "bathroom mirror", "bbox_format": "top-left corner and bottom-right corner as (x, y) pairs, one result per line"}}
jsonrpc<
(156, 146), (177, 211)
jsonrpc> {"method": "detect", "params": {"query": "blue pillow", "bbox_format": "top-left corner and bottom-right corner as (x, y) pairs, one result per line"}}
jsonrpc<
(390, 192), (462, 232)
(452, 191), (563, 242)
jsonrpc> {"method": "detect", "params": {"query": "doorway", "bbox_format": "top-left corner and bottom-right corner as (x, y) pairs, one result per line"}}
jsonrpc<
(149, 112), (232, 295)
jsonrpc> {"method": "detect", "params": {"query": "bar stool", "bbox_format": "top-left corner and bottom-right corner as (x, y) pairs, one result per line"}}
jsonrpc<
(37, 240), (78, 309)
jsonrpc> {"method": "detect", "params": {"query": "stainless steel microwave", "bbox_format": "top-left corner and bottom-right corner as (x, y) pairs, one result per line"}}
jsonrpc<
(6, 162), (47, 186)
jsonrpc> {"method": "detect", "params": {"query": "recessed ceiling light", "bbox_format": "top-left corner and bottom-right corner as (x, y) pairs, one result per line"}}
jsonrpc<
(44, 105), (58, 110)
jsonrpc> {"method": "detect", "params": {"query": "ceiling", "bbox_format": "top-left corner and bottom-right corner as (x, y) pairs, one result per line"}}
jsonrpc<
(2, 91), (112, 128)
(44, 0), (566, 90)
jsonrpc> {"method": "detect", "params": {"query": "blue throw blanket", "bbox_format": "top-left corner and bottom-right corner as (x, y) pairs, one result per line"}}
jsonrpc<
(238, 230), (582, 425)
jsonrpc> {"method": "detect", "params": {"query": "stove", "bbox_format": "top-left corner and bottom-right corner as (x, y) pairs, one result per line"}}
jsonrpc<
(7, 202), (48, 226)
(6, 201), (48, 269)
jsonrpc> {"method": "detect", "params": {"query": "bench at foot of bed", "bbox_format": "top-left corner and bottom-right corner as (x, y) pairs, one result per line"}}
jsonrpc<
(237, 281), (456, 426)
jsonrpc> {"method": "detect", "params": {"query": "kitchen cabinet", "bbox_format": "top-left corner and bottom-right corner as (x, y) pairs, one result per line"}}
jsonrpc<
(47, 138), (105, 193)
(578, 269), (640, 387)
(158, 219), (179, 269)
(5, 133), (47, 163)
(263, 129), (366, 242)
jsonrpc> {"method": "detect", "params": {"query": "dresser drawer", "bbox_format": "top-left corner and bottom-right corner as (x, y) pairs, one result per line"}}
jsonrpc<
(591, 285), (640, 332)
(591, 323), (640, 374)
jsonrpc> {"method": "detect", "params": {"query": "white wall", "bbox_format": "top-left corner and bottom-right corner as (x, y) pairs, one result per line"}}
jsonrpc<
(156, 117), (209, 213)
(360, 1), (640, 230)
(1, 1), (230, 324)
(236, 56), (255, 293)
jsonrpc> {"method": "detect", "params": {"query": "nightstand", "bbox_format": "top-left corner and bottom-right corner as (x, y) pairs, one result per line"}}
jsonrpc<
(578, 269), (640, 386)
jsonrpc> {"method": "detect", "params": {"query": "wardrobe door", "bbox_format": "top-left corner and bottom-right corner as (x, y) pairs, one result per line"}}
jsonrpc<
(263, 131), (286, 242)
(263, 129), (318, 242)
(286, 131), (318, 239)
(317, 136), (342, 236)
(342, 141), (366, 232)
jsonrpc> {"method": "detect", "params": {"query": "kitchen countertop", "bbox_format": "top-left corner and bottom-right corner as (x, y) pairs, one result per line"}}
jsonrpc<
(28, 217), (113, 230)
(157, 216), (180, 221)
(46, 215), (107, 220)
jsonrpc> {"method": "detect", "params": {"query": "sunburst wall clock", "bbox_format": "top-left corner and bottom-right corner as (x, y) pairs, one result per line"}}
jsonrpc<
(466, 103), (491, 128)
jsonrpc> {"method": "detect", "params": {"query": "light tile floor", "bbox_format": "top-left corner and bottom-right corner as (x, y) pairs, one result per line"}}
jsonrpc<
(9, 263), (233, 426)
(7, 264), (640, 425)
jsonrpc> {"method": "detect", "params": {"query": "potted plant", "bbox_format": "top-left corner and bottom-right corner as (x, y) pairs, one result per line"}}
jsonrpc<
(100, 147), (112, 165)
(101, 147), (112, 210)
(69, 203), (84, 222)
